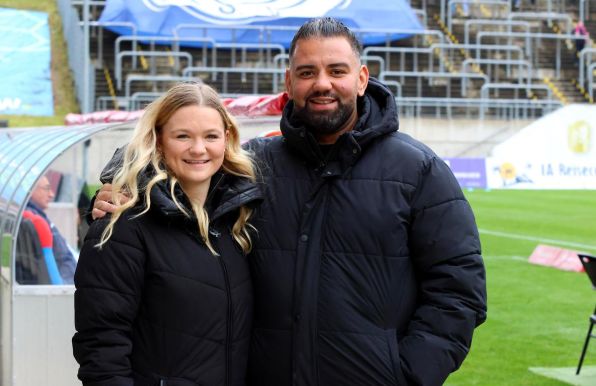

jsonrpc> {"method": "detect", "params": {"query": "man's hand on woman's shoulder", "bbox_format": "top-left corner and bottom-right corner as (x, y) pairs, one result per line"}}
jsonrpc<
(92, 184), (125, 220)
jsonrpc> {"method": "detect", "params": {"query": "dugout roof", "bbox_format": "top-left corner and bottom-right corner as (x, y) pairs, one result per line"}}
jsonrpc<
(0, 123), (122, 259)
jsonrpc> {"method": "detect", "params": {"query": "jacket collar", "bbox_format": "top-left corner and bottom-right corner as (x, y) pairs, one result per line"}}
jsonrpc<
(280, 77), (399, 167)
(25, 201), (48, 219)
(148, 171), (263, 222)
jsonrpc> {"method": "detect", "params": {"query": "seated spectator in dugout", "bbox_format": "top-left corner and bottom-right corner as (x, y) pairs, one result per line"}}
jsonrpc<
(19, 175), (77, 284)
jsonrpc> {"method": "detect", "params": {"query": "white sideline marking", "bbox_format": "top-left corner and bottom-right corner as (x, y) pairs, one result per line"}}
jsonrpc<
(478, 228), (596, 253)
(483, 255), (527, 262)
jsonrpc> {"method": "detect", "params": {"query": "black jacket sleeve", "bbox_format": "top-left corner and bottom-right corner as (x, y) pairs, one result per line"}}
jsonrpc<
(85, 147), (126, 225)
(399, 156), (487, 385)
(72, 215), (146, 386)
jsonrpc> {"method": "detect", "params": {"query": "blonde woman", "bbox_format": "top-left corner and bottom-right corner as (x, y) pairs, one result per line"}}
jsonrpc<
(72, 82), (262, 386)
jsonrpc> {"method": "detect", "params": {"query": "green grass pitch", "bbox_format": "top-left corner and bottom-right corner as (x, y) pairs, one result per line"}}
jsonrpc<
(446, 189), (596, 385)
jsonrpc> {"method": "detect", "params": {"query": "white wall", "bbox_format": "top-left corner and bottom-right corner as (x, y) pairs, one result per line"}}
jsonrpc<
(12, 287), (78, 386)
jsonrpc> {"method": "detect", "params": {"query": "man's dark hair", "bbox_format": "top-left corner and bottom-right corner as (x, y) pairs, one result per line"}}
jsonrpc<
(289, 17), (363, 61)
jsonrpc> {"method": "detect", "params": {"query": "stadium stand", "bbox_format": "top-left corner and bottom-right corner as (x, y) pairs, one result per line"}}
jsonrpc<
(58, 0), (596, 119)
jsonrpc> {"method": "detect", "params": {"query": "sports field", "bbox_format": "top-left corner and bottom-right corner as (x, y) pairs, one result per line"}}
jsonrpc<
(446, 189), (596, 385)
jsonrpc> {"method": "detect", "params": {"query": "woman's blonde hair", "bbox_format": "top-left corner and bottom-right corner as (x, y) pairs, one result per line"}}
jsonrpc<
(98, 82), (256, 254)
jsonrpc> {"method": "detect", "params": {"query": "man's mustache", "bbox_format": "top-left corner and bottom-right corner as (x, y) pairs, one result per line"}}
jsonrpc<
(306, 92), (339, 101)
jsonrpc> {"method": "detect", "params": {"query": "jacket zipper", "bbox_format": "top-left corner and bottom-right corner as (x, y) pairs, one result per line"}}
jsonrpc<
(211, 228), (232, 386)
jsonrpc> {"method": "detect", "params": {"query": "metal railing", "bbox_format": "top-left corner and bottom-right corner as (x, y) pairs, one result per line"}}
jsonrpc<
(173, 23), (442, 48)
(114, 35), (286, 79)
(447, 0), (511, 32)
(114, 35), (216, 72)
(480, 83), (552, 99)
(364, 43), (524, 77)
(579, 0), (591, 22)
(480, 83), (558, 119)
(95, 95), (126, 111)
(129, 92), (164, 110)
(115, 51), (193, 89)
(396, 96), (562, 119)
(79, 21), (137, 67)
(96, 92), (163, 111)
(363, 47), (432, 75)
(124, 75), (196, 99)
(412, 8), (428, 27)
(476, 31), (585, 77)
(434, 43), (525, 73)
(211, 42), (286, 68)
(579, 48), (596, 88)
(384, 80), (403, 98)
(586, 62), (596, 99)
(173, 23), (294, 69)
(441, 0), (591, 23)
(379, 71), (490, 98)
(272, 53), (289, 67)
(442, 0), (510, 26)
(173, 23), (298, 45)
(360, 55), (387, 77)
(509, 12), (573, 35)
(461, 58), (533, 86)
(464, 19), (532, 46)
(182, 66), (286, 95)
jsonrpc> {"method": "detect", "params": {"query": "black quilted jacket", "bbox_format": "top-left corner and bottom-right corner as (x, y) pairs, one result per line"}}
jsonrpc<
(73, 173), (262, 386)
(245, 78), (487, 386)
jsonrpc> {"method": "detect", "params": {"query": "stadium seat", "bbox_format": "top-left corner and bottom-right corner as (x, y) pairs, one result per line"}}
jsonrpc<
(576, 253), (596, 375)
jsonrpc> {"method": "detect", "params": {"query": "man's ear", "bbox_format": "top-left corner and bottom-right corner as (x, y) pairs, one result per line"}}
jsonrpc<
(285, 68), (293, 99)
(357, 65), (369, 97)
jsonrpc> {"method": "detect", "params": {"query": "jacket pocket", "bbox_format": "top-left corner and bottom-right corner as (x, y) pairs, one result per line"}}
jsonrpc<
(385, 329), (408, 385)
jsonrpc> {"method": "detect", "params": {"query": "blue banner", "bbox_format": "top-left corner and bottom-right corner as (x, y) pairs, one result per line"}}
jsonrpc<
(0, 8), (54, 116)
(99, 0), (423, 47)
(444, 158), (488, 189)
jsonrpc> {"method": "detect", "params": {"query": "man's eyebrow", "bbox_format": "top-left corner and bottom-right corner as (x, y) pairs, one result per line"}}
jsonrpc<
(294, 62), (350, 71)
(294, 64), (315, 72)
(328, 62), (350, 68)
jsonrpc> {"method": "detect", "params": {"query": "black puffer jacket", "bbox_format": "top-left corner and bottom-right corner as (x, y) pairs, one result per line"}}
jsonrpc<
(246, 78), (487, 386)
(73, 173), (262, 386)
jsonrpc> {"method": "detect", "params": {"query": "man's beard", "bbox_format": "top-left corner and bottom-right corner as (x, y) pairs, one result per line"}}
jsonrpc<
(291, 94), (355, 137)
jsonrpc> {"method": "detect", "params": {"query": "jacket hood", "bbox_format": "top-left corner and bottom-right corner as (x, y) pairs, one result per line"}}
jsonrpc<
(280, 77), (399, 166)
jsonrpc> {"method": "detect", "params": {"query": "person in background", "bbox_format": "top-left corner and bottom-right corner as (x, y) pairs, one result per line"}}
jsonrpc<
(92, 18), (487, 385)
(72, 82), (262, 385)
(25, 175), (77, 284)
(574, 21), (589, 63)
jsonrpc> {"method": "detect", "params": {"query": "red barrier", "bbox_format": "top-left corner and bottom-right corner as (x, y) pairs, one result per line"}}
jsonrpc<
(65, 93), (288, 126)
(528, 244), (585, 272)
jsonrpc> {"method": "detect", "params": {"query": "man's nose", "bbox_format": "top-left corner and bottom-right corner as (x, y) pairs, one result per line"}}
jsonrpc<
(313, 73), (332, 91)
